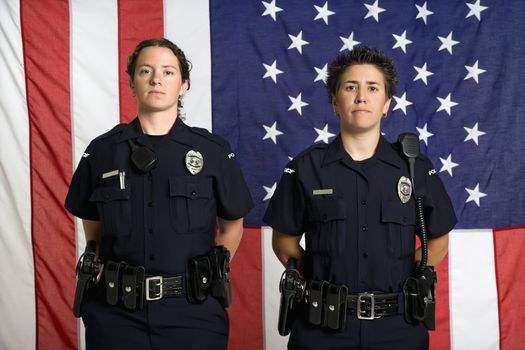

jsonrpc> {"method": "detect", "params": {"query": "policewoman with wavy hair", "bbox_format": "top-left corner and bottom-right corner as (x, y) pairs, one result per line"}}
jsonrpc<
(65, 38), (253, 350)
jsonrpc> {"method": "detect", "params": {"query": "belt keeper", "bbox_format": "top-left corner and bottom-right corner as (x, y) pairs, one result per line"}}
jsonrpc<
(105, 261), (125, 305)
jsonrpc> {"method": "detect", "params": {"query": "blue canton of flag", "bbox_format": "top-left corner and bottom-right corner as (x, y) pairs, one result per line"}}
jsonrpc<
(210, 0), (525, 229)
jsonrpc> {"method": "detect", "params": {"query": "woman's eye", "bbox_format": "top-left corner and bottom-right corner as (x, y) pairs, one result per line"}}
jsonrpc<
(369, 86), (378, 92)
(139, 69), (150, 75)
(164, 71), (175, 76)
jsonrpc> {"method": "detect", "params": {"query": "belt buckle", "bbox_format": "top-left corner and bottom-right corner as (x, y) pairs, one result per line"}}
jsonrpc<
(145, 276), (163, 301)
(357, 292), (375, 320)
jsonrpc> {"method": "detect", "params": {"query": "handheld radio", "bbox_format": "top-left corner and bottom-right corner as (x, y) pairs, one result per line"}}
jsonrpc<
(398, 132), (436, 330)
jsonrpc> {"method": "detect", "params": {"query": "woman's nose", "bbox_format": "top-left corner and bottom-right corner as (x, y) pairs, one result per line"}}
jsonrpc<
(150, 72), (162, 85)
(355, 91), (366, 103)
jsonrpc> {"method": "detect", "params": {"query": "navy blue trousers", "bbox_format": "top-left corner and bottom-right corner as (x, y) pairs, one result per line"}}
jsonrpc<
(81, 296), (228, 350)
(288, 314), (428, 350)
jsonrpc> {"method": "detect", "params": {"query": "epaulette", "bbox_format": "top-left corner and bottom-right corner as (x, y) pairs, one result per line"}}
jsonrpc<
(187, 125), (226, 147)
(92, 123), (126, 142)
(293, 142), (329, 160)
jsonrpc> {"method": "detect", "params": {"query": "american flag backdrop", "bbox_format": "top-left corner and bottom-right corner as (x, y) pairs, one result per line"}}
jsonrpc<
(0, 1), (524, 350)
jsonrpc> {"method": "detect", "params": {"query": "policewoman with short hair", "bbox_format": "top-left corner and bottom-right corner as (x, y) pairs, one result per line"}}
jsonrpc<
(264, 46), (457, 349)
(65, 38), (253, 350)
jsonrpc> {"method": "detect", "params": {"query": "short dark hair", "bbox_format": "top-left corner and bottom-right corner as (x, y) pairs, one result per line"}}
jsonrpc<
(326, 46), (397, 102)
(126, 38), (191, 107)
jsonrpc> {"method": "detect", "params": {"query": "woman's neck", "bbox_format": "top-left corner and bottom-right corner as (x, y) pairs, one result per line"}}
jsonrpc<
(340, 128), (380, 161)
(138, 111), (177, 135)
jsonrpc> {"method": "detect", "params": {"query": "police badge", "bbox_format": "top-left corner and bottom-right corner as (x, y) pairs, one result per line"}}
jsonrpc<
(185, 150), (204, 175)
(397, 176), (412, 204)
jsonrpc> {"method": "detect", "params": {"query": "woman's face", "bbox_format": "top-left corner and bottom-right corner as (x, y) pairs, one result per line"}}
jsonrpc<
(131, 46), (188, 115)
(332, 64), (391, 134)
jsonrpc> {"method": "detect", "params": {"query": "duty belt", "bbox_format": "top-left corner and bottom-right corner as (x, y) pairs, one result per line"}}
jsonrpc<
(104, 260), (184, 310)
(306, 279), (402, 331)
(144, 275), (183, 301)
(346, 292), (401, 320)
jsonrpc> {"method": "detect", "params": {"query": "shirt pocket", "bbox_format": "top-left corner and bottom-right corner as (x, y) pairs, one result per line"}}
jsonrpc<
(307, 197), (347, 253)
(381, 200), (416, 259)
(169, 176), (215, 234)
(88, 177), (131, 237)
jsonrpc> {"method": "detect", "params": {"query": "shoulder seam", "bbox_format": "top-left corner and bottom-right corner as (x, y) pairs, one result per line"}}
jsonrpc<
(188, 126), (226, 147)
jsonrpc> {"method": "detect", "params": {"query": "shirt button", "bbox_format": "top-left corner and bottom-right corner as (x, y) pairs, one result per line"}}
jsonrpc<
(149, 254), (155, 261)
(362, 226), (368, 231)
(362, 252), (368, 258)
(361, 200), (367, 205)
(148, 174), (153, 181)
(191, 190), (197, 196)
(148, 228), (154, 234)
(402, 217), (407, 223)
(148, 201), (154, 207)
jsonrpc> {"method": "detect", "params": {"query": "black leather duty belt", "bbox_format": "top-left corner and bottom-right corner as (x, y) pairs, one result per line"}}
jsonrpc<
(306, 280), (402, 331)
(347, 292), (400, 320)
(144, 275), (183, 301)
(104, 260), (184, 310)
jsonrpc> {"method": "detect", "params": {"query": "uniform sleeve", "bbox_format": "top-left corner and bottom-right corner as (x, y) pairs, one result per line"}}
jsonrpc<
(263, 161), (305, 236)
(215, 142), (254, 220)
(418, 157), (457, 238)
(64, 147), (99, 220)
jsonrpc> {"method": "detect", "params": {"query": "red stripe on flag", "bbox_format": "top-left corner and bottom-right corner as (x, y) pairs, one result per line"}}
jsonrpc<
(228, 228), (263, 350)
(117, 0), (164, 123)
(429, 255), (451, 350)
(493, 226), (525, 350)
(20, 0), (77, 348)
(415, 236), (450, 349)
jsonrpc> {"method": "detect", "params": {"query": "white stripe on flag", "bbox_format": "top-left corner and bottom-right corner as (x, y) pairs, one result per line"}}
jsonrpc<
(71, 0), (120, 168)
(71, 1), (119, 348)
(164, 0), (212, 131)
(0, 1), (35, 349)
(262, 226), (289, 350)
(449, 229), (499, 350)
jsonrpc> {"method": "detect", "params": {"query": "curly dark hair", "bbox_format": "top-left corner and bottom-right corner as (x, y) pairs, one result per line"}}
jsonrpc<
(326, 46), (397, 102)
(126, 38), (191, 108)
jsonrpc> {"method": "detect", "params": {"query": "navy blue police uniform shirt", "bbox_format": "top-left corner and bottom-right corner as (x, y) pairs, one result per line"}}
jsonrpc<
(263, 134), (457, 293)
(65, 117), (254, 275)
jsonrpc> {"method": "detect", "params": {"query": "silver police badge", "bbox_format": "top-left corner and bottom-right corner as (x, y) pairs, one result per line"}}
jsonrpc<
(397, 176), (412, 204)
(185, 150), (204, 175)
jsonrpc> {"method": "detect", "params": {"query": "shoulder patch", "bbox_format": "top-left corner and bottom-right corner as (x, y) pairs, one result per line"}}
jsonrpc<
(82, 152), (90, 158)
(284, 167), (295, 174)
(428, 169), (437, 176)
(227, 152), (235, 159)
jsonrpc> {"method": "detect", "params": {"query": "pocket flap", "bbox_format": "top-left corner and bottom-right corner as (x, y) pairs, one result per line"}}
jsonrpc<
(89, 186), (130, 203)
(381, 201), (415, 225)
(310, 197), (346, 222)
(169, 176), (213, 199)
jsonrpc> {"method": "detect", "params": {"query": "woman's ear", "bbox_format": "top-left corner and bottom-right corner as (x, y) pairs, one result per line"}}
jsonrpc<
(382, 98), (392, 115)
(179, 80), (189, 96)
(331, 95), (338, 114)
(129, 80), (135, 96)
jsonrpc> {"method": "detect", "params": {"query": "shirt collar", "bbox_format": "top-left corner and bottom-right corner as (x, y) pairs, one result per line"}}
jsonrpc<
(375, 135), (404, 169)
(117, 116), (194, 147)
(321, 134), (403, 169)
(321, 134), (347, 167)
